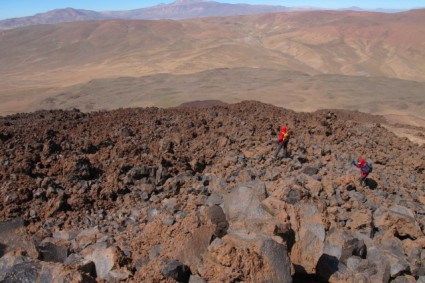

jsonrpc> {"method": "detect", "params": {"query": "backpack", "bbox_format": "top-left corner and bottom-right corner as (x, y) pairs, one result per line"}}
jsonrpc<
(364, 161), (373, 174)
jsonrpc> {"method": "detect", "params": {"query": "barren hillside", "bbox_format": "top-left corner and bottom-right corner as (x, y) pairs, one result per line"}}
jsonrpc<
(35, 68), (425, 120)
(0, 9), (425, 116)
(0, 101), (424, 282)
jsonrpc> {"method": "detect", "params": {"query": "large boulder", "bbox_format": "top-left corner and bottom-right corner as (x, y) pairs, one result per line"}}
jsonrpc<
(363, 245), (391, 282)
(346, 209), (373, 237)
(72, 227), (102, 252)
(64, 253), (96, 277)
(291, 204), (325, 274)
(177, 205), (228, 273)
(0, 255), (35, 281)
(316, 229), (366, 281)
(378, 233), (411, 277)
(0, 254), (95, 283)
(38, 239), (69, 263)
(80, 242), (129, 281)
(200, 234), (292, 283)
(0, 218), (38, 259)
(373, 206), (423, 239)
(223, 181), (272, 223)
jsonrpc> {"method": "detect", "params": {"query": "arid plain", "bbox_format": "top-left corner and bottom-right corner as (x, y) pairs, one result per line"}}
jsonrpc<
(0, 9), (424, 142)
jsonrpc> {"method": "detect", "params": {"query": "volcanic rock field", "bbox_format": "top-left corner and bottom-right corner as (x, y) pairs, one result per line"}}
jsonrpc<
(0, 101), (424, 282)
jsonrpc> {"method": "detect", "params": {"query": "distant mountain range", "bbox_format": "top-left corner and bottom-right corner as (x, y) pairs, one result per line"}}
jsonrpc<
(0, 0), (411, 30)
(0, 8), (109, 30)
(338, 6), (405, 13)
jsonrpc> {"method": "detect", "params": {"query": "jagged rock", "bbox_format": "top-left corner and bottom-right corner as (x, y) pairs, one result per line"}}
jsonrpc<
(176, 206), (228, 274)
(323, 228), (366, 262)
(205, 191), (223, 206)
(260, 238), (292, 283)
(64, 253), (96, 277)
(303, 165), (319, 176)
(236, 169), (256, 182)
(72, 157), (99, 180)
(261, 196), (291, 225)
(163, 215), (175, 226)
(108, 269), (132, 282)
(162, 197), (178, 212)
(1, 261), (42, 282)
(149, 245), (161, 260)
(364, 245), (391, 282)
(127, 166), (150, 181)
(403, 238), (425, 276)
(201, 235), (291, 283)
(0, 255), (95, 283)
(223, 181), (271, 223)
(0, 218), (38, 259)
(203, 205), (228, 237)
(265, 167), (282, 181)
(373, 205), (423, 239)
(303, 176), (322, 198)
(346, 255), (362, 269)
(346, 209), (372, 236)
(52, 230), (79, 241)
(46, 193), (70, 217)
(316, 228), (366, 281)
(378, 233), (411, 277)
(0, 255), (33, 280)
(73, 227), (102, 251)
(286, 188), (303, 205)
(202, 174), (226, 193)
(80, 242), (129, 280)
(38, 240), (69, 263)
(291, 204), (325, 274)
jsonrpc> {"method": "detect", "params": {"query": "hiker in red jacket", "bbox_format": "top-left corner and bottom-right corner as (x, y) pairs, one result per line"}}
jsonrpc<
(352, 157), (372, 186)
(274, 125), (291, 158)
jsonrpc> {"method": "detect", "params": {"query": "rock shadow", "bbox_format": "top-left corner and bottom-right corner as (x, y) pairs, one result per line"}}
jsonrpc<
(293, 264), (324, 283)
(366, 178), (378, 189)
(0, 243), (6, 257)
(316, 254), (339, 282)
(281, 228), (295, 252)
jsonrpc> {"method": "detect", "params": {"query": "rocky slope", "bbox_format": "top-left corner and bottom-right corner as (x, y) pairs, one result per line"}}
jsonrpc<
(0, 101), (424, 282)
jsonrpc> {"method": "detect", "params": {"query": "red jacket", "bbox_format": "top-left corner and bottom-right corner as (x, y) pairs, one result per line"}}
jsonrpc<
(355, 158), (368, 177)
(278, 126), (289, 144)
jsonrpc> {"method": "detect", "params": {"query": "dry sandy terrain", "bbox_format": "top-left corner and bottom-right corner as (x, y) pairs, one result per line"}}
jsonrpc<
(35, 68), (425, 119)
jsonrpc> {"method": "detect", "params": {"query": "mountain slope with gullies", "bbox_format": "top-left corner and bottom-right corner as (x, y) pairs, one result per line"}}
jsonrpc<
(0, 101), (424, 282)
(0, 9), (425, 116)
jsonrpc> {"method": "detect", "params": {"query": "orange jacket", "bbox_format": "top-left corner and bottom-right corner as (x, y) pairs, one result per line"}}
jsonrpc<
(278, 126), (289, 143)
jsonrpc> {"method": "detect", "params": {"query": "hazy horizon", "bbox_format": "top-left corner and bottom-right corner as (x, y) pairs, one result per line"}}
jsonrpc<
(0, 0), (423, 20)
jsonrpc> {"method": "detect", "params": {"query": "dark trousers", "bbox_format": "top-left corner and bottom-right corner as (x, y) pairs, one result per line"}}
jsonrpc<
(274, 140), (289, 158)
(359, 175), (368, 186)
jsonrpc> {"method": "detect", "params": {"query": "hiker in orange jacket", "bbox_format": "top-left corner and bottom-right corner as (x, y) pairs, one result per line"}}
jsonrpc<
(274, 125), (291, 158)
